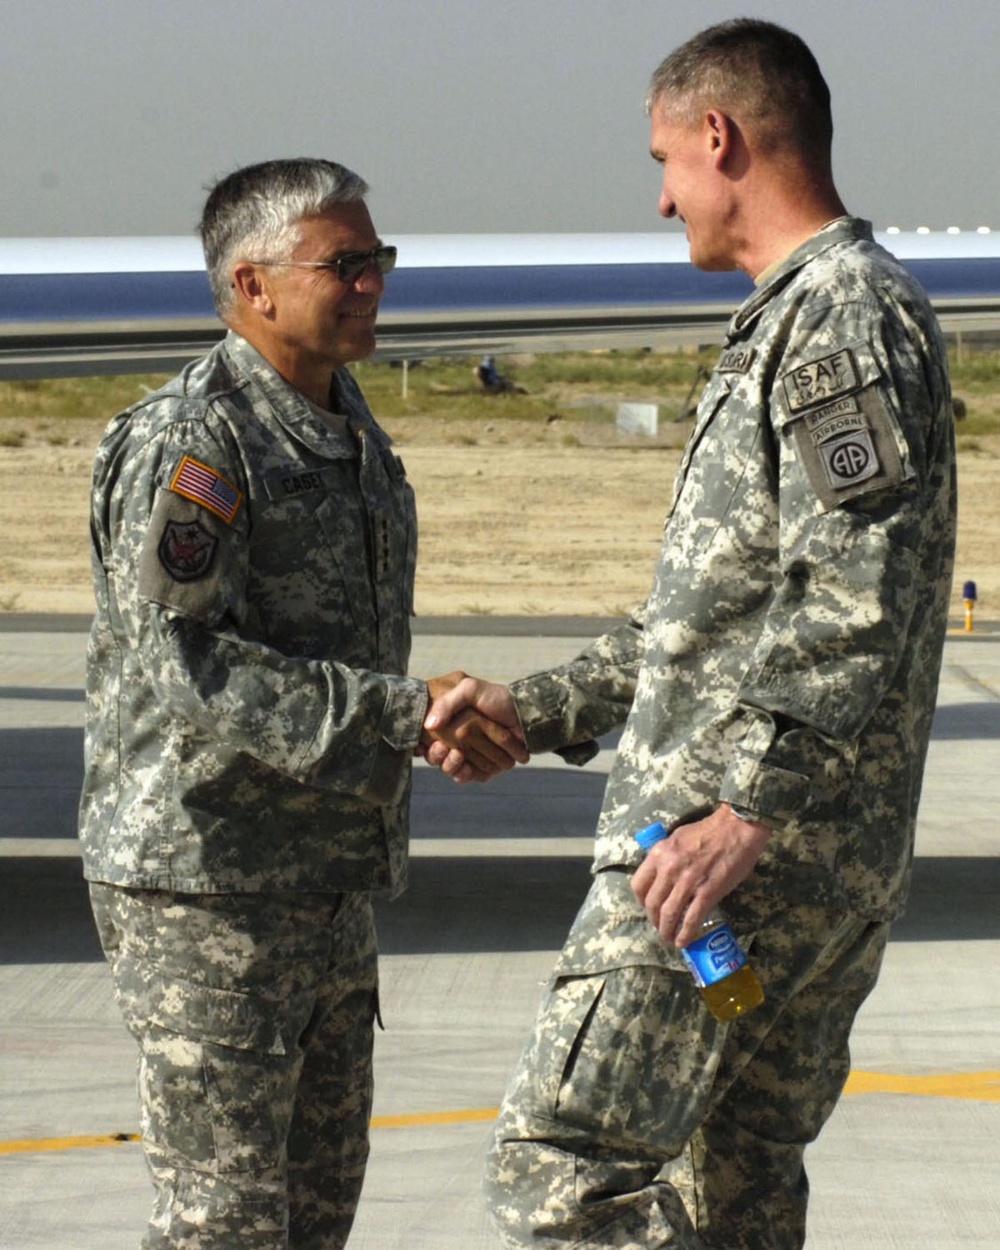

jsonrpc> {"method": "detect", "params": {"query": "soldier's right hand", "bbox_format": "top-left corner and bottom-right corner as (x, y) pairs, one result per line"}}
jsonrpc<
(420, 672), (529, 783)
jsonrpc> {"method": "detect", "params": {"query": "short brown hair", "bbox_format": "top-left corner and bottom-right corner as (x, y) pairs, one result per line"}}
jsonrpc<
(647, 19), (834, 161)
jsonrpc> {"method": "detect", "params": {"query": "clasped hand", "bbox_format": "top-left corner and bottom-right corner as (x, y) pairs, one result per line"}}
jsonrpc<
(418, 671), (528, 784)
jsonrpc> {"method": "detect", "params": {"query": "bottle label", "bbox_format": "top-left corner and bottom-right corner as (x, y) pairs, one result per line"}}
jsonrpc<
(680, 925), (748, 988)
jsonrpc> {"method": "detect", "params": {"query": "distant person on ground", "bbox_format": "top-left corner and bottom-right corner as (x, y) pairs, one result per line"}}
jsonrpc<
(476, 353), (504, 390)
(475, 353), (524, 393)
(423, 20), (956, 1248)
(78, 157), (527, 1250)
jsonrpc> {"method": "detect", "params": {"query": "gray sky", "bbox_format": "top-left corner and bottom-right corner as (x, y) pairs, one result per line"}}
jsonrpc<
(2, 0), (996, 239)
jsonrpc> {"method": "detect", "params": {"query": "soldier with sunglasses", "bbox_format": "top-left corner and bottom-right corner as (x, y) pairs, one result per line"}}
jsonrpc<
(80, 157), (527, 1250)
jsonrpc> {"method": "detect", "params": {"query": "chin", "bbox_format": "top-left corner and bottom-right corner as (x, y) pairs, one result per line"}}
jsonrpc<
(336, 328), (377, 364)
(689, 247), (735, 274)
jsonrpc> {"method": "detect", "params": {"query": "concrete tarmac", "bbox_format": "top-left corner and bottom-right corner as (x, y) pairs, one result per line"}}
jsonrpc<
(1, 615), (998, 1249)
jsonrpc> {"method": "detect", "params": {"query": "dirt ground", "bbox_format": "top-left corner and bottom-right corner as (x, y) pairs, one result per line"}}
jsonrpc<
(0, 413), (995, 623)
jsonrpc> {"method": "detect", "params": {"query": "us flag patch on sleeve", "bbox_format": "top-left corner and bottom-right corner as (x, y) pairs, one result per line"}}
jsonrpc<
(169, 456), (243, 524)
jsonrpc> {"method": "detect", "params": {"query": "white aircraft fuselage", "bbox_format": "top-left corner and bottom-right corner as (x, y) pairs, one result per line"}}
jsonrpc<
(1, 231), (998, 378)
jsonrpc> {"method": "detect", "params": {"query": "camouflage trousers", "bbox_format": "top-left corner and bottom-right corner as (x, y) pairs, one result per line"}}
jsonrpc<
(485, 870), (890, 1250)
(89, 883), (380, 1250)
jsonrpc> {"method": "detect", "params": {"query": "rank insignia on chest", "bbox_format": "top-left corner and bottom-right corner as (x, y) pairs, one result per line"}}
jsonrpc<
(378, 514), (392, 580)
(169, 456), (243, 524)
(157, 519), (218, 582)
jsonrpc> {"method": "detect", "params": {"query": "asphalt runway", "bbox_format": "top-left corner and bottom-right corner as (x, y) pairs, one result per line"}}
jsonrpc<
(1, 616), (997, 1249)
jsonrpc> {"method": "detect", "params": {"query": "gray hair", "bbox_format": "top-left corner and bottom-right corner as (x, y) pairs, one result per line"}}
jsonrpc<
(199, 158), (370, 316)
(646, 19), (834, 162)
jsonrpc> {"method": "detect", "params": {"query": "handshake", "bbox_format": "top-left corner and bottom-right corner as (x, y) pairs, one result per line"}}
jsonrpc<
(419, 671), (528, 784)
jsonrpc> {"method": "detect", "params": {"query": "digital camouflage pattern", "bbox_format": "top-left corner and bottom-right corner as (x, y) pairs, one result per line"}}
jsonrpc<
(493, 219), (956, 1248)
(81, 330), (423, 1248)
(486, 871), (890, 1250)
(80, 330), (426, 898)
(90, 884), (379, 1250)
(512, 218), (957, 921)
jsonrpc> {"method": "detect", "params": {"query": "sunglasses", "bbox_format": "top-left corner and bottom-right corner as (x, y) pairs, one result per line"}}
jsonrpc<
(251, 245), (397, 284)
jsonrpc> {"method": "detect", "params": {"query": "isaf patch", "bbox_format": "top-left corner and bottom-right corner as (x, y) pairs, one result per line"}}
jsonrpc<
(781, 348), (860, 412)
(158, 519), (218, 582)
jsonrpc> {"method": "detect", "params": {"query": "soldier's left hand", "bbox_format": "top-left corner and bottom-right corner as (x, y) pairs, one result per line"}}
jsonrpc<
(631, 804), (772, 947)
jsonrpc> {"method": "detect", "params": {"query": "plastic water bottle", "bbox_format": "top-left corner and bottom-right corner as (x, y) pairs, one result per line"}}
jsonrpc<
(635, 821), (765, 1022)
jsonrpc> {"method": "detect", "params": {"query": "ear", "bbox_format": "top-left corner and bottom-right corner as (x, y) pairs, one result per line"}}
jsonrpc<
(231, 261), (275, 317)
(704, 108), (735, 167)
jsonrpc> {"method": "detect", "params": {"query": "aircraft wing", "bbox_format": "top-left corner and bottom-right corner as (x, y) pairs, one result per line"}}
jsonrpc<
(1, 231), (999, 379)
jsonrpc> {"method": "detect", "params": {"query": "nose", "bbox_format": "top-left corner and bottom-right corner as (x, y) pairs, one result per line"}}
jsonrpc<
(353, 261), (385, 294)
(658, 183), (676, 220)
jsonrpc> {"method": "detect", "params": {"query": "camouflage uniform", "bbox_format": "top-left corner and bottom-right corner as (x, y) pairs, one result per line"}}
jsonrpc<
(485, 219), (956, 1249)
(81, 331), (425, 1249)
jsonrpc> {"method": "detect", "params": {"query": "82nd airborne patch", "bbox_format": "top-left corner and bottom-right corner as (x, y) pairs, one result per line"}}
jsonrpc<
(817, 429), (880, 490)
(806, 396), (881, 492)
(779, 356), (908, 509)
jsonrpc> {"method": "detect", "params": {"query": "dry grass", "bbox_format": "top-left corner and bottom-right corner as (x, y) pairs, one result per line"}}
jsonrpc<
(0, 346), (997, 621)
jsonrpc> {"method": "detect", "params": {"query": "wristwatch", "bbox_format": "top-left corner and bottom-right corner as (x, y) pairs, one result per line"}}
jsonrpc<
(726, 802), (762, 825)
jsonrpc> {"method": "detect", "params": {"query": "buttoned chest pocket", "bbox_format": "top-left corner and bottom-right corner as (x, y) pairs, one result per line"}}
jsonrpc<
(665, 371), (774, 558)
(250, 463), (377, 659)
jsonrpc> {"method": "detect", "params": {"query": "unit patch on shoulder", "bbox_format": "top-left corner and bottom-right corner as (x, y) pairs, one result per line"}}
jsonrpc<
(158, 519), (218, 582)
(781, 348), (860, 413)
(786, 389), (906, 510)
(817, 429), (881, 490)
(169, 456), (243, 524)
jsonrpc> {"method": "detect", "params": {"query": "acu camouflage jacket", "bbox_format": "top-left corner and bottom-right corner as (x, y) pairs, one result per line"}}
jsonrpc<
(511, 219), (957, 919)
(79, 332), (426, 897)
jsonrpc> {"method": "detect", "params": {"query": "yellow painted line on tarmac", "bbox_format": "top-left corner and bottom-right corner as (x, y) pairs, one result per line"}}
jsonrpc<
(844, 1069), (1000, 1102)
(0, 1110), (502, 1158)
(0, 1132), (139, 1155)
(4, 1074), (999, 1157)
(372, 1107), (499, 1129)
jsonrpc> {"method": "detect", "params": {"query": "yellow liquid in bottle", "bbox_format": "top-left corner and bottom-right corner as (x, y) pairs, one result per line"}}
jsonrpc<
(700, 963), (765, 1022)
(634, 824), (766, 1024)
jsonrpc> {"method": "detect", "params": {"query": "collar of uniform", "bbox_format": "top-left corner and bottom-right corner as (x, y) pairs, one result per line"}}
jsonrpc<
(335, 366), (398, 462)
(727, 217), (874, 339)
(222, 331), (371, 460)
(305, 395), (350, 438)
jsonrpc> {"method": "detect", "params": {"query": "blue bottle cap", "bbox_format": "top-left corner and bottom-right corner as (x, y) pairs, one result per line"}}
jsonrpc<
(635, 822), (668, 853)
